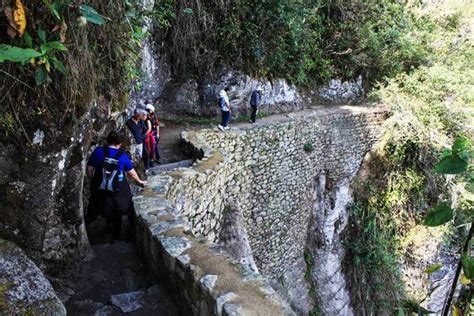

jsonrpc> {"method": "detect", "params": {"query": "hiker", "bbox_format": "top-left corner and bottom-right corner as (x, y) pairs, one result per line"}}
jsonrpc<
(218, 87), (231, 131)
(85, 131), (146, 240)
(249, 86), (263, 123)
(126, 108), (149, 169)
(145, 102), (160, 166)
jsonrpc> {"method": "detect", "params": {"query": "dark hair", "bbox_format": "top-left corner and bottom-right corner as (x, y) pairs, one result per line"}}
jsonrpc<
(106, 131), (122, 145)
(224, 87), (230, 92)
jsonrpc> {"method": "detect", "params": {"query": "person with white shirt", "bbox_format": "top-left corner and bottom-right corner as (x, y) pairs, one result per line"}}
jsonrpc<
(218, 87), (231, 131)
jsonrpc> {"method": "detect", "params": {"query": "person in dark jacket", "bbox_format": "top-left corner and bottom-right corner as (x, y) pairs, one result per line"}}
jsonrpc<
(249, 86), (263, 123)
(126, 108), (149, 169)
(218, 87), (231, 131)
(86, 131), (146, 240)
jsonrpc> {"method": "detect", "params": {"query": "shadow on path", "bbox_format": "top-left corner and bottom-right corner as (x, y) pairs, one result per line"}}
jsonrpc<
(53, 241), (178, 315)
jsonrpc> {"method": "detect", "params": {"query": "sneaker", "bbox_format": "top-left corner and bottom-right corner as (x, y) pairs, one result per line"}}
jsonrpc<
(218, 125), (225, 131)
(224, 126), (230, 130)
(249, 120), (254, 123)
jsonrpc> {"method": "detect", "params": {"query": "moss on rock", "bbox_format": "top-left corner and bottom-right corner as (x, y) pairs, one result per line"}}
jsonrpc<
(0, 239), (66, 315)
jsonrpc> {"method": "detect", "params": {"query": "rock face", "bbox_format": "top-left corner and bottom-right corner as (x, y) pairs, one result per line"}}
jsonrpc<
(0, 239), (66, 315)
(218, 207), (259, 273)
(306, 176), (354, 315)
(159, 71), (303, 117)
(316, 76), (364, 104)
(128, 0), (171, 111)
(158, 71), (366, 118)
(399, 225), (458, 313)
(0, 103), (126, 271)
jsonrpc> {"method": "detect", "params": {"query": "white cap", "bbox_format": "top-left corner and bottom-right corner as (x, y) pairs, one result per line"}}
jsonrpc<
(134, 108), (147, 116)
(145, 104), (155, 112)
(256, 86), (263, 92)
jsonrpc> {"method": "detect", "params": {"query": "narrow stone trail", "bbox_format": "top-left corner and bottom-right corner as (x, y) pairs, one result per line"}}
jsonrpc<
(157, 104), (382, 164)
(54, 240), (178, 315)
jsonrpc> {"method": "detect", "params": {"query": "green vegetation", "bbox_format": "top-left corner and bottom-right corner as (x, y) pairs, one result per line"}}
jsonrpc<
(303, 248), (322, 316)
(0, 0), (144, 147)
(153, 0), (430, 85)
(344, 1), (473, 313)
(303, 142), (315, 153)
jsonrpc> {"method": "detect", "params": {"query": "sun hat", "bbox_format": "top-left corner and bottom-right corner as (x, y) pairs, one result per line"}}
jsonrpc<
(145, 104), (155, 112)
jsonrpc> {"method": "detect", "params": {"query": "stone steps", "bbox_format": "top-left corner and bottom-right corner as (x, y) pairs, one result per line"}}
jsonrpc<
(147, 159), (194, 175)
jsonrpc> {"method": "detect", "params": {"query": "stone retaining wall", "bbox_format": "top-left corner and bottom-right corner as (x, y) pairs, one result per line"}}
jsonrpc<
(134, 176), (295, 316)
(165, 106), (387, 278)
(134, 106), (387, 315)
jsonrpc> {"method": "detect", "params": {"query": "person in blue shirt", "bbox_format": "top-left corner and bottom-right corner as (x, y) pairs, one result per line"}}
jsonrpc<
(249, 86), (263, 123)
(86, 131), (146, 240)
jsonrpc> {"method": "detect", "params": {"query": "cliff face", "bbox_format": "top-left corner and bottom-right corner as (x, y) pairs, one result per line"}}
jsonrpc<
(0, 104), (126, 271)
(0, 0), (140, 271)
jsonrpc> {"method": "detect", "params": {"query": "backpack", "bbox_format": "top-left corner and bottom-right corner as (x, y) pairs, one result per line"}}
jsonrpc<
(97, 147), (124, 193)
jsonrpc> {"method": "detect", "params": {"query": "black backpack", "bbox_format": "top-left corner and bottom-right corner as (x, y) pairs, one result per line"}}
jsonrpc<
(97, 147), (124, 193)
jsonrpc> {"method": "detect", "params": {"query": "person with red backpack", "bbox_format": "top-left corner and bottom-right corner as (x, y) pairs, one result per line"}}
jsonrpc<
(85, 131), (146, 240)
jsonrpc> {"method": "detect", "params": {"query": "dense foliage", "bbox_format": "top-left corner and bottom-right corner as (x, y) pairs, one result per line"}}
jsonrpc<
(344, 1), (473, 313)
(154, 0), (430, 85)
(0, 0), (143, 148)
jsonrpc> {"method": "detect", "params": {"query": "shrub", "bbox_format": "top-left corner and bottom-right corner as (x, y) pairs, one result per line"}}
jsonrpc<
(304, 142), (315, 153)
(0, 0), (142, 147)
(153, 0), (430, 85)
(344, 0), (473, 311)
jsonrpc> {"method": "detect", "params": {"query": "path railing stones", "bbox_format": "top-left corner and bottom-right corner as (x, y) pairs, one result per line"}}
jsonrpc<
(134, 175), (295, 316)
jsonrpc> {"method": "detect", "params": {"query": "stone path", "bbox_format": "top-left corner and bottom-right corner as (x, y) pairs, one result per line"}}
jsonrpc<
(158, 104), (382, 165)
(53, 241), (178, 316)
(157, 121), (194, 164)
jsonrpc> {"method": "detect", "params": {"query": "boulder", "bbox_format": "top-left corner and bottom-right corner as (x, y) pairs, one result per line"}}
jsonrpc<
(0, 239), (66, 315)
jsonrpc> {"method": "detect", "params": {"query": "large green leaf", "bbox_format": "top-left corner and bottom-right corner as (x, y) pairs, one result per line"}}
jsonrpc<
(40, 41), (67, 54)
(423, 203), (453, 227)
(462, 252), (474, 280)
(23, 32), (33, 48)
(50, 2), (63, 20)
(38, 27), (47, 43)
(452, 137), (471, 154)
(50, 57), (66, 74)
(397, 308), (405, 316)
(79, 5), (106, 25)
(0, 45), (42, 63)
(35, 65), (48, 85)
(424, 263), (443, 274)
(434, 155), (468, 174)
